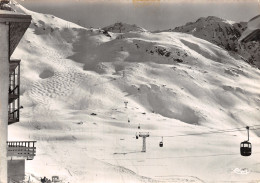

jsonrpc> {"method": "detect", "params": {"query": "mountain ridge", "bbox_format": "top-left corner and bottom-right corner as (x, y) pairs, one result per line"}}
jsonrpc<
(159, 15), (260, 68)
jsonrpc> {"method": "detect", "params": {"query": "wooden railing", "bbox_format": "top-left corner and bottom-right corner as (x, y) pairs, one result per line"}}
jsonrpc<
(7, 141), (36, 160)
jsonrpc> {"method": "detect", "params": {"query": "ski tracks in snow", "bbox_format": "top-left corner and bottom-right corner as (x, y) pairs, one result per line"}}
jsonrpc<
(27, 45), (87, 119)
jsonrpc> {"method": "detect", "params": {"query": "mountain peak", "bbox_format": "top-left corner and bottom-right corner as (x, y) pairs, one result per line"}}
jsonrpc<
(196, 16), (223, 22)
(102, 22), (147, 33)
(193, 16), (236, 25)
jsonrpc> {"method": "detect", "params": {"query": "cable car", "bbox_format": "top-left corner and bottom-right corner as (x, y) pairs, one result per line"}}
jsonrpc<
(138, 124), (140, 129)
(136, 133), (139, 139)
(159, 137), (163, 147)
(240, 141), (252, 156)
(240, 126), (252, 156)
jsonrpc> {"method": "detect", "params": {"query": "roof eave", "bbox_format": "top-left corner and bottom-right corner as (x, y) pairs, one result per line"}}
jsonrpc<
(0, 10), (32, 56)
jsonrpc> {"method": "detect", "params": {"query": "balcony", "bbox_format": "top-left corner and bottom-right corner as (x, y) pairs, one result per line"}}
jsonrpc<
(8, 108), (19, 125)
(7, 141), (36, 160)
(8, 59), (21, 125)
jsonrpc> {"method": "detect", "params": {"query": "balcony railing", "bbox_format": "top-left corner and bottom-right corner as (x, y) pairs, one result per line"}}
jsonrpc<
(7, 141), (36, 160)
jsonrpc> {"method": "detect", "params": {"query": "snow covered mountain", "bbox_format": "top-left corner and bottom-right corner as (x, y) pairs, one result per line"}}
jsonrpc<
(165, 16), (260, 68)
(7, 1), (260, 183)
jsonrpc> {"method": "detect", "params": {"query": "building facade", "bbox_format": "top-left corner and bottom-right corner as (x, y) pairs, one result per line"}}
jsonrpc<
(0, 7), (36, 183)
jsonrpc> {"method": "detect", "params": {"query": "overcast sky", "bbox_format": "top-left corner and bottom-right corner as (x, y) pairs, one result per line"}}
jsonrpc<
(18, 0), (260, 31)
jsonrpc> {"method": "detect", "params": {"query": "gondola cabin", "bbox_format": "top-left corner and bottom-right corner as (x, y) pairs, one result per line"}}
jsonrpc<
(240, 141), (252, 156)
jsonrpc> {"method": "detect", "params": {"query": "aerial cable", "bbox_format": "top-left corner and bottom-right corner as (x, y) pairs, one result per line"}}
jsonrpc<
(148, 125), (260, 138)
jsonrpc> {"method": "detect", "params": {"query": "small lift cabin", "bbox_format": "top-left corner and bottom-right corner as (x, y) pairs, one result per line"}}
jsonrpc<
(0, 8), (36, 183)
(240, 126), (252, 156)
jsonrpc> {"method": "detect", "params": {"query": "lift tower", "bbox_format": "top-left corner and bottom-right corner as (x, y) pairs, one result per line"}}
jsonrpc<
(139, 132), (149, 152)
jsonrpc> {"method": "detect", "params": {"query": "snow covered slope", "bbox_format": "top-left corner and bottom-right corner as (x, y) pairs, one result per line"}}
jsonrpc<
(165, 16), (260, 68)
(8, 1), (260, 183)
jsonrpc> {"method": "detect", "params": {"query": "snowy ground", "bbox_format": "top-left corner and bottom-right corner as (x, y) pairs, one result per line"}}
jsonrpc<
(8, 1), (260, 183)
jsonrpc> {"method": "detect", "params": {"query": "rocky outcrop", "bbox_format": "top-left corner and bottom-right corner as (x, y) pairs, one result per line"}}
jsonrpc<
(165, 16), (260, 68)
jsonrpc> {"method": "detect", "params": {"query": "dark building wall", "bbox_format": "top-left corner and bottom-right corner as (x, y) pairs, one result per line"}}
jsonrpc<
(8, 159), (25, 182)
